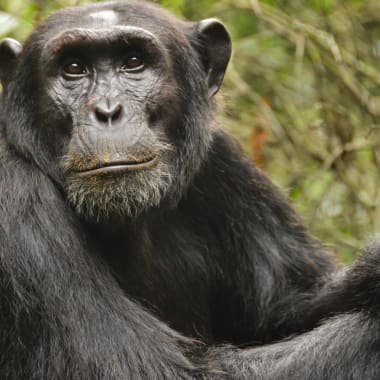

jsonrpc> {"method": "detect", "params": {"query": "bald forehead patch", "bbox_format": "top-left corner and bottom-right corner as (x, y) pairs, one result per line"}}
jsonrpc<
(89, 10), (119, 24)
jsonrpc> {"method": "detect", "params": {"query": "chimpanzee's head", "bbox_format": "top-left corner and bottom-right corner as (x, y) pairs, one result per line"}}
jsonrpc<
(0, 1), (231, 221)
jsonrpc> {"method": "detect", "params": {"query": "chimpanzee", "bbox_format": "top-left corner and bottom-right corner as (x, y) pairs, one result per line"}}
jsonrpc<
(1, 1), (380, 379)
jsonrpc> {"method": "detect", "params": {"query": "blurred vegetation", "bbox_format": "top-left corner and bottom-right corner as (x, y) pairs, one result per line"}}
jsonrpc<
(1, 0), (380, 262)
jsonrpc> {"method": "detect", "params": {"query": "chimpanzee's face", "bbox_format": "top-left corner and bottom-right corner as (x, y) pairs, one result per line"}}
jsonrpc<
(0, 1), (231, 221)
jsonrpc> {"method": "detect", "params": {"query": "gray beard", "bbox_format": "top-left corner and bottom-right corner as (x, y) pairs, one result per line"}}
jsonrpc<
(65, 160), (173, 222)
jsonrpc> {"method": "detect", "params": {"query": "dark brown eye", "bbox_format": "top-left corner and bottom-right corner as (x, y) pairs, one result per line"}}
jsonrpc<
(62, 61), (88, 77)
(121, 55), (144, 72)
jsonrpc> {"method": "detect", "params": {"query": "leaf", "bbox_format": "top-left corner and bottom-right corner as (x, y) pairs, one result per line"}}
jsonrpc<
(0, 12), (19, 37)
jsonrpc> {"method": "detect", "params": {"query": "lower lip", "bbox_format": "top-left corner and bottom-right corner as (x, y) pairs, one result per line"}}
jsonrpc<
(77, 158), (159, 176)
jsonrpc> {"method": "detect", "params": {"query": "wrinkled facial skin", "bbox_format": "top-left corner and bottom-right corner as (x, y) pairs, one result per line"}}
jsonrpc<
(1, 2), (231, 223)
(42, 27), (181, 221)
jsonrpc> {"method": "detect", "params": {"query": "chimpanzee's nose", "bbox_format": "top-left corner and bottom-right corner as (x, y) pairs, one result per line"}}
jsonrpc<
(95, 99), (123, 127)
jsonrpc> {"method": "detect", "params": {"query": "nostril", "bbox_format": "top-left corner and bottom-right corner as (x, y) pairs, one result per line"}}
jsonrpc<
(111, 104), (122, 122)
(95, 103), (123, 126)
(95, 108), (109, 124)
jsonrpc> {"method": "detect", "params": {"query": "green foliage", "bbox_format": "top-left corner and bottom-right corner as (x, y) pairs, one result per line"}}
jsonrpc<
(1, 0), (380, 262)
(156, 0), (184, 14)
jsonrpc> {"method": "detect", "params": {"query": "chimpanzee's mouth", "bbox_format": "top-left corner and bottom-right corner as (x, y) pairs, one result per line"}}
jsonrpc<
(77, 156), (159, 176)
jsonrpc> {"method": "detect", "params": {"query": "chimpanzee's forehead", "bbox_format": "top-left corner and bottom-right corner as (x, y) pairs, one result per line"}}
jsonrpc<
(37, 0), (186, 44)
(81, 2), (159, 27)
(52, 1), (180, 30)
(87, 9), (120, 25)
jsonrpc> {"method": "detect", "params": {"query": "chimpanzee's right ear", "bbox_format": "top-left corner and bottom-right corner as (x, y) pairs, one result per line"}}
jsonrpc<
(0, 38), (23, 86)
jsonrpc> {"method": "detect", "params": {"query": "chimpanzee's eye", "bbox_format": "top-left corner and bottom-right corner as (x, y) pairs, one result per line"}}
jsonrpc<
(121, 54), (145, 72)
(62, 61), (88, 78)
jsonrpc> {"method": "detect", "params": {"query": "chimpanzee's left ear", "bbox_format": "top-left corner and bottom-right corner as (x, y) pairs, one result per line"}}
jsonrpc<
(0, 38), (23, 87)
(195, 19), (232, 97)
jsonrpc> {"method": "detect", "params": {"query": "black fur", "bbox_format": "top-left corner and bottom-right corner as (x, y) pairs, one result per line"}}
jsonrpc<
(213, 241), (380, 379)
(1, 1), (380, 379)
